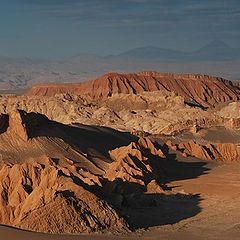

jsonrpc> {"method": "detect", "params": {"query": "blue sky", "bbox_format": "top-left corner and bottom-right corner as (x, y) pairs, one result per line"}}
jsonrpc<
(0, 0), (239, 58)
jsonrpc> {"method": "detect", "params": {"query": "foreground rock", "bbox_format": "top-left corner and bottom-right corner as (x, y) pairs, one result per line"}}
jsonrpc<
(0, 163), (126, 233)
(0, 110), (167, 233)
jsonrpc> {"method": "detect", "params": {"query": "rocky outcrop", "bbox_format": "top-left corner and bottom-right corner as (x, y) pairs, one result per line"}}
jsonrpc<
(26, 71), (240, 107)
(0, 110), (169, 233)
(167, 140), (240, 162)
(7, 110), (48, 141)
(225, 118), (240, 129)
(105, 138), (165, 194)
(0, 92), (238, 135)
(0, 110), (131, 233)
(0, 162), (126, 233)
(217, 102), (240, 119)
(233, 80), (240, 89)
(216, 102), (240, 129)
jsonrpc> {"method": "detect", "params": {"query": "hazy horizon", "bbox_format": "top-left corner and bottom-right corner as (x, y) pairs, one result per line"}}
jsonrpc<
(0, 0), (239, 59)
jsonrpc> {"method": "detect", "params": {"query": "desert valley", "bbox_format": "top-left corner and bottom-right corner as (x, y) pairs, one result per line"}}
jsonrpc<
(0, 71), (239, 240)
(1, 1), (240, 239)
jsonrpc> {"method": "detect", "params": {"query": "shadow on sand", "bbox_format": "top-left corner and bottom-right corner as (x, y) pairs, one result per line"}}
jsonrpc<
(98, 141), (208, 230)
(121, 193), (202, 229)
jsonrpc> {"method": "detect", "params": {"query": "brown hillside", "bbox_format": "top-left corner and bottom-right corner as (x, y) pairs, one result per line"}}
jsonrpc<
(26, 72), (240, 107)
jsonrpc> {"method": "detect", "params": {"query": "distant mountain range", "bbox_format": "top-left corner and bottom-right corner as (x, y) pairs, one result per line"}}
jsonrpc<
(0, 40), (239, 92)
(113, 40), (240, 61)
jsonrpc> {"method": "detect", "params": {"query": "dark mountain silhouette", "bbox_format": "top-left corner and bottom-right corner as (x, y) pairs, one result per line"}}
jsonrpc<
(194, 40), (240, 61)
(115, 46), (187, 60)
(113, 40), (240, 62)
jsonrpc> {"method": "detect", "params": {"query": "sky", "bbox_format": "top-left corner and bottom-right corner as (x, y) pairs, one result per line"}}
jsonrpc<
(0, 0), (239, 58)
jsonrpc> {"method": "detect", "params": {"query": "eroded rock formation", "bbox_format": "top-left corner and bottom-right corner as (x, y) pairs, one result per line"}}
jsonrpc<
(105, 138), (165, 195)
(0, 92), (237, 136)
(0, 110), (167, 233)
(26, 71), (240, 107)
(166, 140), (240, 162)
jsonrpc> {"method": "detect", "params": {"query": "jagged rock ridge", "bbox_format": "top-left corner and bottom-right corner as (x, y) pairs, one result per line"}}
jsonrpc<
(166, 140), (240, 162)
(0, 109), (168, 233)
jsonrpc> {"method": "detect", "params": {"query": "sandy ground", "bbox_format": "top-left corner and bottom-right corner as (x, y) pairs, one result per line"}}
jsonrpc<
(2, 159), (240, 240)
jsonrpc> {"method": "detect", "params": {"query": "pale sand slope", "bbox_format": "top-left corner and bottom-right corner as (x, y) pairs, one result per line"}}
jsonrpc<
(2, 160), (240, 240)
